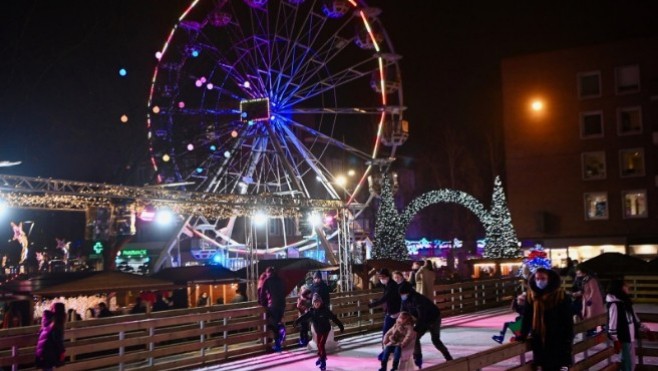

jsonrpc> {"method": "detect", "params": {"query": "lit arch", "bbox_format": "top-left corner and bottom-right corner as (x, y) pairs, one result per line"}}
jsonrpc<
(400, 189), (492, 234)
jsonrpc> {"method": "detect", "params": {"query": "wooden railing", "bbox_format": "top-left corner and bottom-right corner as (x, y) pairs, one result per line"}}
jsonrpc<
(0, 277), (518, 370)
(423, 312), (658, 371)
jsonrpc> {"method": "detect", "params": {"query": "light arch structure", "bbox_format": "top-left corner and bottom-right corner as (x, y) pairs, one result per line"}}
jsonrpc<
(400, 189), (492, 236)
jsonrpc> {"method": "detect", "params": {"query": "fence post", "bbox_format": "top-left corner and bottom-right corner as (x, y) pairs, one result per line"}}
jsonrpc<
(119, 330), (125, 371)
(11, 345), (17, 371)
(148, 326), (154, 367)
(263, 311), (268, 345)
(357, 299), (361, 327)
(200, 319), (206, 358)
(223, 317), (229, 355)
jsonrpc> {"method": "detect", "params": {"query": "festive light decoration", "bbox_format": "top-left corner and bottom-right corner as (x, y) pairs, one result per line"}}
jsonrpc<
(34, 295), (116, 321)
(0, 174), (344, 220)
(484, 176), (521, 258)
(371, 175), (520, 259)
(520, 244), (551, 276)
(372, 173), (407, 260)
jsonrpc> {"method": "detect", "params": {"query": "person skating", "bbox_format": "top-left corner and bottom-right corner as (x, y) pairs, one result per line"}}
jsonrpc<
(259, 266), (288, 352)
(296, 287), (313, 347)
(492, 292), (526, 344)
(398, 281), (452, 368)
(294, 294), (344, 371)
(517, 268), (573, 371)
(35, 302), (66, 370)
(379, 311), (416, 371)
(368, 268), (401, 337)
(311, 271), (331, 307)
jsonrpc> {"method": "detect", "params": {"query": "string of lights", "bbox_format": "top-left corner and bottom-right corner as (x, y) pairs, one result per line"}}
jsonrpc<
(0, 174), (344, 219)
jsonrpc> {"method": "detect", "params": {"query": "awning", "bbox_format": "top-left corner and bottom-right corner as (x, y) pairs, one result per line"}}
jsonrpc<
(29, 271), (179, 297)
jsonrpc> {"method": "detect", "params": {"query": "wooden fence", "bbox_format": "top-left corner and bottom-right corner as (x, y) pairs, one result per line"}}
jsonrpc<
(423, 312), (658, 371)
(1, 275), (656, 370)
(0, 277), (518, 370)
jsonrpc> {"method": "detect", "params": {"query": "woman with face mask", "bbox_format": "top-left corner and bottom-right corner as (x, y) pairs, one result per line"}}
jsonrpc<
(518, 268), (574, 371)
(368, 268), (402, 339)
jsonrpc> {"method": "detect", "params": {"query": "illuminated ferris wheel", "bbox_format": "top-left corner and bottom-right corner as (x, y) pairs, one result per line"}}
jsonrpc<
(146, 0), (406, 260)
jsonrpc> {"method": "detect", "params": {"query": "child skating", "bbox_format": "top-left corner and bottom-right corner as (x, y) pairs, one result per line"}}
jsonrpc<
(492, 292), (526, 344)
(380, 312), (416, 371)
(294, 294), (344, 370)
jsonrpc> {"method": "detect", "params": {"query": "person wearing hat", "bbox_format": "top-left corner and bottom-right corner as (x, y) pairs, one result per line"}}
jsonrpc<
(368, 268), (402, 338)
(311, 271), (331, 307)
(294, 294), (344, 371)
(399, 281), (453, 368)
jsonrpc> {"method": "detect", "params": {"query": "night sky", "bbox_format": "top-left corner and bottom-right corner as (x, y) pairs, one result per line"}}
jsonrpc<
(1, 1), (657, 250)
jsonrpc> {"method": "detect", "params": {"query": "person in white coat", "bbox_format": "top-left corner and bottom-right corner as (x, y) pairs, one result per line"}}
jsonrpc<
(606, 279), (649, 371)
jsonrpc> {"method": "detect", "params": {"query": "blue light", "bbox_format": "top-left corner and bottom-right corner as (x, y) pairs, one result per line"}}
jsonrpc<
(119, 68), (127, 77)
(212, 254), (223, 264)
(191, 49), (200, 57)
(210, 145), (217, 151)
(195, 167), (204, 173)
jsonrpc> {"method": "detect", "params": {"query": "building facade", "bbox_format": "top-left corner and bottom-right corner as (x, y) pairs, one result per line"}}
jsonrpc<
(501, 38), (658, 265)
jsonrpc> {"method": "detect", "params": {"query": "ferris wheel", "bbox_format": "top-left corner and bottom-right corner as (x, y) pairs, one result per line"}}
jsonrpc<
(146, 0), (406, 262)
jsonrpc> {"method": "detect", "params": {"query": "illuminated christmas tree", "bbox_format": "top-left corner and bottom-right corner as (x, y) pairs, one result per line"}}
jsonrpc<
(484, 176), (521, 258)
(372, 173), (408, 260)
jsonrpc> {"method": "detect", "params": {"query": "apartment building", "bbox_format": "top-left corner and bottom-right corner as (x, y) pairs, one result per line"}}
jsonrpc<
(501, 38), (658, 264)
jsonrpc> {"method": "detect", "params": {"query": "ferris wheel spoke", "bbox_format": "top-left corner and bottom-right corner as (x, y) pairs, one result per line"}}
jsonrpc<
(280, 56), (379, 108)
(281, 107), (385, 115)
(280, 116), (372, 161)
(278, 123), (341, 199)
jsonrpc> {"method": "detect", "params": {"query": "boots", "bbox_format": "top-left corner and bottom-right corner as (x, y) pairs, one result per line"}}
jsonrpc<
(298, 329), (308, 347)
(391, 359), (399, 371)
(414, 354), (423, 369)
(317, 357), (326, 370)
(492, 334), (504, 344)
(379, 360), (387, 371)
(278, 325), (287, 345)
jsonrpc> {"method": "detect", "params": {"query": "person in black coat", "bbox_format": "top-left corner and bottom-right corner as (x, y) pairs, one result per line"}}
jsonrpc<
(259, 266), (288, 352)
(311, 271), (331, 306)
(368, 268), (401, 338)
(294, 295), (344, 371)
(35, 302), (66, 370)
(518, 268), (573, 371)
(399, 281), (452, 368)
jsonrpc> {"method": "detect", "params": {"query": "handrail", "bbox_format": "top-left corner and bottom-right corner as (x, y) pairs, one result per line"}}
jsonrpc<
(2, 276), (656, 370)
(0, 277), (518, 370)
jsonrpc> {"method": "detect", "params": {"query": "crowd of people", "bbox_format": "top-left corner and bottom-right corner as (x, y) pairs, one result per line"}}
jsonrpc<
(1, 258), (654, 371)
(489, 262), (652, 371)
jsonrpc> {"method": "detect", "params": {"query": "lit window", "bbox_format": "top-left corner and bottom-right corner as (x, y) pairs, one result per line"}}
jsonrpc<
(578, 71), (601, 99)
(619, 148), (645, 177)
(580, 111), (603, 138)
(584, 192), (608, 220)
(622, 190), (648, 219)
(582, 151), (606, 180)
(617, 106), (642, 135)
(615, 65), (640, 94)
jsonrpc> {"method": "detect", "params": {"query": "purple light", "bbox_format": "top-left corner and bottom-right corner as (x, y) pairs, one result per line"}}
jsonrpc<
(178, 101), (185, 108)
(155, 51), (163, 60)
(187, 143), (194, 151)
(206, 83), (214, 90)
(195, 80), (203, 87)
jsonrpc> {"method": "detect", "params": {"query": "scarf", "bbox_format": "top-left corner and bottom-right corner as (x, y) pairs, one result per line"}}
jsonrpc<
(528, 287), (564, 344)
